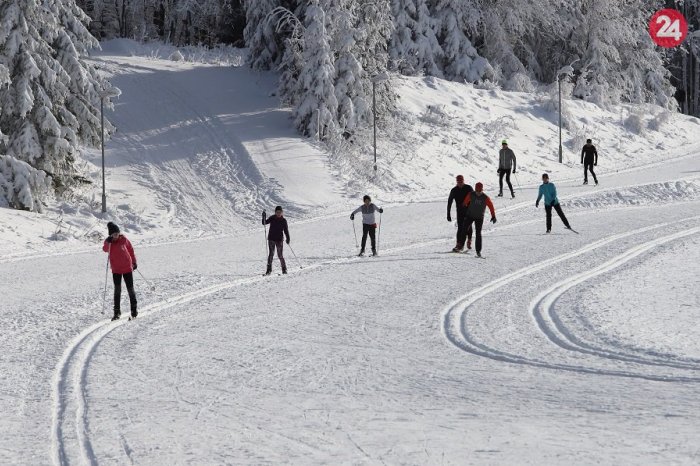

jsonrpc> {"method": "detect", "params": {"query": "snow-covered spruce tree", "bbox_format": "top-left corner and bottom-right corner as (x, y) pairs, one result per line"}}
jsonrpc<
(565, 0), (675, 109)
(432, 0), (492, 82)
(0, 0), (115, 210)
(355, 0), (395, 120)
(328, 0), (366, 134)
(243, 0), (283, 70)
(389, 0), (442, 77)
(293, 0), (338, 140)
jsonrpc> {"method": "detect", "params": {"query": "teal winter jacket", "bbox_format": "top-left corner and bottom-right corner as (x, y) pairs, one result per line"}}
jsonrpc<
(537, 182), (559, 206)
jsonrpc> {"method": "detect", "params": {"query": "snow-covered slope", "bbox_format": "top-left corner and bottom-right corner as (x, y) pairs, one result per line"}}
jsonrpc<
(2, 39), (700, 465)
(3, 39), (699, 259)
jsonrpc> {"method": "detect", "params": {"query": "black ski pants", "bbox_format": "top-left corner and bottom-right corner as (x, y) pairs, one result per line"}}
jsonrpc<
(498, 168), (514, 195)
(361, 223), (377, 252)
(456, 208), (473, 247)
(267, 240), (287, 270)
(545, 203), (570, 231)
(584, 161), (597, 183)
(113, 272), (137, 314)
(463, 216), (484, 253)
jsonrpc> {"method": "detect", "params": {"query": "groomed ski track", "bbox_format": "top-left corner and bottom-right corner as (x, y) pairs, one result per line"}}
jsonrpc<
(47, 164), (700, 464)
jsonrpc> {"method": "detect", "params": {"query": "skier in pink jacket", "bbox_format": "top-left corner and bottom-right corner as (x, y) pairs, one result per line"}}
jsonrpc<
(103, 222), (138, 320)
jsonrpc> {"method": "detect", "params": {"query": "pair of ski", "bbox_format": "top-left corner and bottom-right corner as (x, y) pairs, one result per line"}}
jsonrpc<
(451, 249), (485, 259)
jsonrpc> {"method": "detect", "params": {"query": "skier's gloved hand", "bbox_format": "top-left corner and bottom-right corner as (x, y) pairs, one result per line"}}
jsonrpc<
(378, 208), (384, 213)
(106, 236), (113, 243)
(133, 263), (137, 270)
(350, 214), (354, 220)
(286, 238), (290, 245)
(512, 169), (516, 174)
(447, 214), (452, 222)
(594, 162), (597, 166)
(490, 217), (497, 224)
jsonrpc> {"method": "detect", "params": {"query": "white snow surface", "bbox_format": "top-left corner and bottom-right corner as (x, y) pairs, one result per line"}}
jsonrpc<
(1, 40), (700, 464)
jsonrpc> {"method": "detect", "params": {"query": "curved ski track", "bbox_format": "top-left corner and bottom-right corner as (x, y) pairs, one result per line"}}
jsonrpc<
(50, 189), (700, 465)
(443, 218), (700, 383)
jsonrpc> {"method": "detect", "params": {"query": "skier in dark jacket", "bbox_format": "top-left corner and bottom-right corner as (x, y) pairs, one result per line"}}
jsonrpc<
(102, 222), (138, 321)
(263, 206), (290, 275)
(447, 175), (474, 251)
(536, 173), (572, 233)
(581, 138), (598, 185)
(497, 140), (517, 198)
(350, 195), (383, 256)
(462, 182), (496, 258)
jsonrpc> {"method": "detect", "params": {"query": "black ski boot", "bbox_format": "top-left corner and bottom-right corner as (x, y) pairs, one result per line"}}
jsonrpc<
(583, 180), (588, 185)
(372, 249), (378, 256)
(511, 192), (515, 199)
(264, 265), (272, 276)
(358, 250), (365, 257)
(130, 309), (138, 319)
(282, 268), (287, 274)
(497, 192), (503, 197)
(111, 311), (121, 321)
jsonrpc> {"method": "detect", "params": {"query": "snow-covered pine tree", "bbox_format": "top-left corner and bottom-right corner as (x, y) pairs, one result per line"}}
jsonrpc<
(566, 0), (676, 109)
(0, 0), (115, 210)
(389, 0), (442, 77)
(293, 0), (338, 140)
(243, 0), (282, 70)
(432, 0), (491, 82)
(355, 0), (395, 120)
(328, 0), (366, 134)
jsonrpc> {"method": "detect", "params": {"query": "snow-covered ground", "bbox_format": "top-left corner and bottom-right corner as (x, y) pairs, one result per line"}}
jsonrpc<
(2, 40), (700, 464)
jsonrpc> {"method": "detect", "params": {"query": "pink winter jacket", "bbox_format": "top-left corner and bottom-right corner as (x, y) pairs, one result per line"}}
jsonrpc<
(103, 235), (137, 274)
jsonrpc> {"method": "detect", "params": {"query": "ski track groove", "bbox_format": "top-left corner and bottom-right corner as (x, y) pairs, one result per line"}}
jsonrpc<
(531, 227), (700, 370)
(442, 217), (700, 384)
(50, 227), (469, 465)
(50, 191), (700, 464)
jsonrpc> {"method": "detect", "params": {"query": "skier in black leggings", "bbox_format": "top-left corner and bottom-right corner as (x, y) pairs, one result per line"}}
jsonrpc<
(462, 182), (497, 258)
(581, 138), (598, 185)
(497, 140), (517, 198)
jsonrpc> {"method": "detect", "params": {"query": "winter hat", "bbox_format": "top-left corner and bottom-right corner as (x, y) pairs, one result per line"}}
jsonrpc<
(456, 175), (464, 182)
(107, 222), (120, 235)
(275, 206), (283, 212)
(586, 138), (592, 143)
(475, 182), (483, 192)
(501, 140), (508, 145)
(363, 195), (371, 201)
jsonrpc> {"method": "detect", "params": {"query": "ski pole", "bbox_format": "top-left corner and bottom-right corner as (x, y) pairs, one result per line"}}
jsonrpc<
(377, 212), (382, 254)
(352, 218), (358, 247)
(287, 243), (303, 269)
(136, 268), (156, 291)
(101, 244), (111, 315)
(514, 172), (522, 189)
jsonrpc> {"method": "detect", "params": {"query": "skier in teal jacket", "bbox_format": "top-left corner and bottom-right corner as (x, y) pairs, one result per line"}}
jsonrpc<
(536, 173), (572, 233)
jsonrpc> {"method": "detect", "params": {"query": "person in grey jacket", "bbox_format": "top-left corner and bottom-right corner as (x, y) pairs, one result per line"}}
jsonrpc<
(497, 140), (517, 198)
(350, 195), (384, 256)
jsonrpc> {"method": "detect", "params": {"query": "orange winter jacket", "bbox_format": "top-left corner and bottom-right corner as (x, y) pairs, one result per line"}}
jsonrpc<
(463, 192), (496, 220)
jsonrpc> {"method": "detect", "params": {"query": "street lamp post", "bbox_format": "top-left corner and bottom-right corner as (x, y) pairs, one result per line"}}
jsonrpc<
(371, 73), (389, 174)
(99, 89), (120, 213)
(558, 74), (562, 164)
(556, 64), (575, 164)
(100, 96), (106, 213)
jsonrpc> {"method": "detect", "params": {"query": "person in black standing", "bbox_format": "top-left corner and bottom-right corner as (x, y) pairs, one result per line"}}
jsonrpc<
(462, 182), (497, 258)
(447, 175), (474, 252)
(497, 140), (517, 198)
(263, 206), (290, 275)
(581, 138), (598, 185)
(350, 195), (384, 256)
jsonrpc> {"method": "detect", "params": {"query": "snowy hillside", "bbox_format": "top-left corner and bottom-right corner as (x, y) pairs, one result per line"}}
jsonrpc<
(2, 39), (700, 465)
(2, 39), (699, 260)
